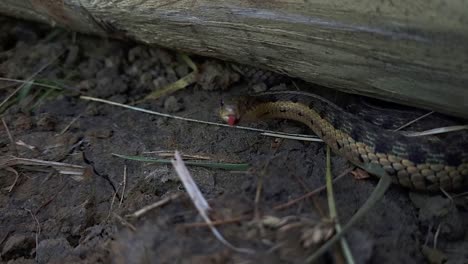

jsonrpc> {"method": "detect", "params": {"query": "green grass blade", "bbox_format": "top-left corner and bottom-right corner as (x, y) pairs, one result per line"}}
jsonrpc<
(325, 146), (355, 264)
(17, 81), (35, 101)
(307, 163), (392, 263)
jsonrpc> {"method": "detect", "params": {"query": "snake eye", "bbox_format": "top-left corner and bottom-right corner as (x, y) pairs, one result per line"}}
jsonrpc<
(220, 99), (225, 106)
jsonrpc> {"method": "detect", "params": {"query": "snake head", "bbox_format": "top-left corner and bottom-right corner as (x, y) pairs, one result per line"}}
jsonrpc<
(219, 99), (240, 126)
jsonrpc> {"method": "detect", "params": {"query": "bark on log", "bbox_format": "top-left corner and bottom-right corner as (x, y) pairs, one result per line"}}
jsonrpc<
(1, 0), (467, 117)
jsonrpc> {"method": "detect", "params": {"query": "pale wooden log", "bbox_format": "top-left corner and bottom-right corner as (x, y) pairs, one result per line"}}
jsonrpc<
(1, 0), (467, 117)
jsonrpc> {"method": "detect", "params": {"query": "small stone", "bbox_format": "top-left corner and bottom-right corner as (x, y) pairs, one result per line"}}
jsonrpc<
(163, 96), (184, 113)
(152, 76), (168, 89)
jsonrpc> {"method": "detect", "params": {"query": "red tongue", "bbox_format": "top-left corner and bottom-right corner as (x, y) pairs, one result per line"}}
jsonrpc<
(227, 115), (237, 126)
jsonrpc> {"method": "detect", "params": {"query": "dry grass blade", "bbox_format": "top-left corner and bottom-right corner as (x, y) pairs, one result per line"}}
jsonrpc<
(81, 95), (320, 142)
(402, 125), (468, 137)
(141, 54), (198, 101)
(171, 151), (254, 254)
(1, 156), (87, 180)
(393, 111), (434, 131)
(142, 71), (197, 101)
(4, 167), (20, 192)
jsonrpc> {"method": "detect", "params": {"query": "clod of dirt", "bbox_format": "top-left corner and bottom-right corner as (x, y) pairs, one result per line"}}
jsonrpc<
(437, 208), (465, 241)
(421, 245), (447, 264)
(409, 193), (451, 222)
(152, 76), (168, 89)
(164, 96), (184, 113)
(36, 114), (57, 131)
(92, 69), (128, 98)
(85, 128), (113, 139)
(1, 234), (35, 260)
(409, 192), (465, 241)
(12, 113), (33, 131)
(197, 61), (240, 90)
(348, 230), (374, 264)
(36, 238), (72, 264)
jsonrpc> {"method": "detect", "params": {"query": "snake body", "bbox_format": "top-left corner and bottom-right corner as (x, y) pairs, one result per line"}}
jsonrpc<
(220, 91), (468, 191)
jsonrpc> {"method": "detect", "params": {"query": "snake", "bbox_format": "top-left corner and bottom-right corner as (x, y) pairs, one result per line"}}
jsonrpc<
(219, 91), (468, 191)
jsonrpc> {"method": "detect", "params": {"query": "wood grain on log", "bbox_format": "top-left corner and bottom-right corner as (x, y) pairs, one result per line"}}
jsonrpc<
(1, 0), (467, 117)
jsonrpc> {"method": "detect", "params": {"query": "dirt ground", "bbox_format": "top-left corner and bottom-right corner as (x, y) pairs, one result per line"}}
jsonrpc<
(0, 16), (467, 264)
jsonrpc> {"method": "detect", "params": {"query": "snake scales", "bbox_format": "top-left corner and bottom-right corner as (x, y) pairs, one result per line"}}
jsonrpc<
(219, 91), (468, 191)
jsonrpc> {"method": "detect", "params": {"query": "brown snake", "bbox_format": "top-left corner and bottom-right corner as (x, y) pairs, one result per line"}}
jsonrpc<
(219, 91), (468, 191)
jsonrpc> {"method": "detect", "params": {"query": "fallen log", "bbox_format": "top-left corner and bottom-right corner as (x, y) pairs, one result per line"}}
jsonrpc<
(1, 0), (467, 117)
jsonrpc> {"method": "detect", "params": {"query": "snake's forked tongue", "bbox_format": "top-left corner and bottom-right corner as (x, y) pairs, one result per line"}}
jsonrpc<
(227, 115), (238, 126)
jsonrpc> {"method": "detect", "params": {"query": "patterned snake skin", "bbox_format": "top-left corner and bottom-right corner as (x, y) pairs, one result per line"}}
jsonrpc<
(220, 91), (468, 191)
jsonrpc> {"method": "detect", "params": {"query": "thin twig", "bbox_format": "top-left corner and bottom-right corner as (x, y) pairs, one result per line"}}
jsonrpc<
(113, 213), (136, 231)
(126, 193), (182, 219)
(273, 168), (351, 211)
(58, 114), (81, 135)
(439, 187), (453, 202)
(119, 165), (127, 207)
(179, 215), (250, 228)
(434, 223), (441, 249)
(0, 85), (23, 109)
(1, 118), (16, 156)
(26, 209), (41, 262)
(106, 188), (118, 222)
(452, 191), (468, 198)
